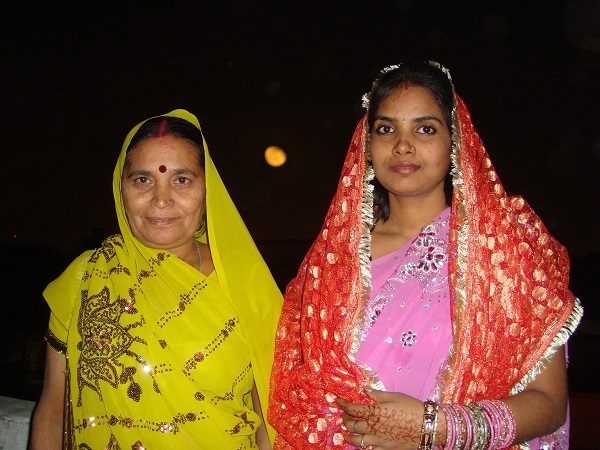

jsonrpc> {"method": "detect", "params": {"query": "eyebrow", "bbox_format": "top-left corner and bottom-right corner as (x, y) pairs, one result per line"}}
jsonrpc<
(374, 114), (444, 125)
(171, 168), (198, 176)
(124, 167), (199, 178)
(124, 169), (152, 179)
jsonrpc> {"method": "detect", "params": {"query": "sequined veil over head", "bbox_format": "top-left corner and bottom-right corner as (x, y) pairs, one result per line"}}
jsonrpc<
(268, 62), (582, 449)
(44, 109), (283, 449)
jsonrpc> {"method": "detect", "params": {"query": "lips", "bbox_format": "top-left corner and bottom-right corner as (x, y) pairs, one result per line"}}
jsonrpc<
(390, 162), (420, 174)
(146, 217), (178, 226)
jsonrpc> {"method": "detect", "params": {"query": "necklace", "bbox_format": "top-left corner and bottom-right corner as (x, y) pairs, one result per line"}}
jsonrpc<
(194, 240), (202, 272)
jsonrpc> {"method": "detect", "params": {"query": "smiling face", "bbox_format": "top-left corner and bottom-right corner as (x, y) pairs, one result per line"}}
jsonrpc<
(369, 85), (452, 203)
(121, 135), (206, 253)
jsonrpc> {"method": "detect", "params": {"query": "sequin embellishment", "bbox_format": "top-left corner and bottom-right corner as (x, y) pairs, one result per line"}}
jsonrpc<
(401, 330), (417, 347)
(359, 213), (449, 338)
(76, 285), (147, 405)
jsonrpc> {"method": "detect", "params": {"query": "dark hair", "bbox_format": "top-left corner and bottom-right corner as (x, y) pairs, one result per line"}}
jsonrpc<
(125, 116), (205, 168)
(367, 61), (454, 131)
(367, 61), (455, 223)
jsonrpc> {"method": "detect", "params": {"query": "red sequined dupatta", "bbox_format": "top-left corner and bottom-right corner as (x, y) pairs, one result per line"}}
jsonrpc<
(443, 96), (582, 405)
(269, 80), (582, 449)
(269, 118), (374, 448)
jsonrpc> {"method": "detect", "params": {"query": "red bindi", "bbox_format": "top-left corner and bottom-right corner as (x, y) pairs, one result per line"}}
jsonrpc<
(159, 165), (167, 173)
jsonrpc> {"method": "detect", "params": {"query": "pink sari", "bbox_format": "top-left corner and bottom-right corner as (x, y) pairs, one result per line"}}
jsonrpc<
(355, 207), (569, 449)
(355, 208), (452, 398)
(269, 66), (581, 449)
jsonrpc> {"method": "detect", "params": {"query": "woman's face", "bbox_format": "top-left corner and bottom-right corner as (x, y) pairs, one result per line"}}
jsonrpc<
(370, 85), (451, 202)
(121, 135), (206, 252)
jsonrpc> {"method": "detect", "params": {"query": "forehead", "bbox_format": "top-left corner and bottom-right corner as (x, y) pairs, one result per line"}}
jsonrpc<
(378, 85), (441, 114)
(126, 135), (203, 167)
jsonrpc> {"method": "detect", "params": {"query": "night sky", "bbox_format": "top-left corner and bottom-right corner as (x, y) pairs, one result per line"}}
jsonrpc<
(2, 0), (599, 260)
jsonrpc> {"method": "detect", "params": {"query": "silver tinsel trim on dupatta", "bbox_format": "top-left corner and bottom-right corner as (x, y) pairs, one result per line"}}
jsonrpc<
(349, 116), (374, 359)
(348, 80), (378, 389)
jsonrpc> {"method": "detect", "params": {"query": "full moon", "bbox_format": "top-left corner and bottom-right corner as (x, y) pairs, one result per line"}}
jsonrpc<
(264, 146), (287, 167)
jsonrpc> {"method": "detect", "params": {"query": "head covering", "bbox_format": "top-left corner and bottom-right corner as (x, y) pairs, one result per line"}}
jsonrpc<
(44, 109), (282, 447)
(269, 63), (582, 449)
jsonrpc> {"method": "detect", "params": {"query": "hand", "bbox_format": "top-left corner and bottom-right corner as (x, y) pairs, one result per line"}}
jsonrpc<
(336, 390), (423, 450)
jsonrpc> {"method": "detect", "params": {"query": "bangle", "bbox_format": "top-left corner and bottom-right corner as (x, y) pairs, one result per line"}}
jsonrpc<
(418, 399), (439, 450)
(466, 403), (491, 450)
(440, 404), (456, 449)
(477, 400), (516, 448)
(441, 400), (517, 450)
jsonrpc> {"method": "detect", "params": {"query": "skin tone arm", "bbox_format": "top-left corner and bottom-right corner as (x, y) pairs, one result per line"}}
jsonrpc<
(337, 346), (568, 449)
(29, 344), (67, 450)
(251, 382), (272, 450)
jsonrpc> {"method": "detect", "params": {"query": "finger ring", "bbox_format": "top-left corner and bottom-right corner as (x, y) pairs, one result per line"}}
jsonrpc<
(353, 419), (360, 434)
(360, 433), (366, 449)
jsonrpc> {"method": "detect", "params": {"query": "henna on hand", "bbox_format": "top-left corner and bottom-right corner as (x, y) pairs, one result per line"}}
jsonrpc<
(364, 403), (421, 445)
(337, 391), (426, 448)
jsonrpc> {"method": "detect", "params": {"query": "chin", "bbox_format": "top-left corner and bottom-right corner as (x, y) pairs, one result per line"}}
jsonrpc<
(138, 235), (182, 250)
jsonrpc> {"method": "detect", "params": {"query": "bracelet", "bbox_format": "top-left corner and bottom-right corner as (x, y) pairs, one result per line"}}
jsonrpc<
(440, 404), (456, 449)
(466, 403), (490, 450)
(418, 399), (439, 450)
(478, 400), (516, 448)
(440, 400), (517, 449)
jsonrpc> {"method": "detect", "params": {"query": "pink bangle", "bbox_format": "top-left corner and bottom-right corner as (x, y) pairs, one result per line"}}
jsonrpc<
(480, 403), (496, 446)
(460, 405), (474, 449)
(440, 404), (456, 449)
(476, 400), (517, 449)
(441, 400), (518, 450)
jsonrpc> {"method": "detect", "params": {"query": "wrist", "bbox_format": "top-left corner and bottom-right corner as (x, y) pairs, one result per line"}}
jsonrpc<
(418, 399), (439, 450)
(434, 407), (447, 447)
(439, 400), (516, 449)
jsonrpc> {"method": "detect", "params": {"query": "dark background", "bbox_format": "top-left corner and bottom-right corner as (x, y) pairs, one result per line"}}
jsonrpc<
(1, 1), (599, 446)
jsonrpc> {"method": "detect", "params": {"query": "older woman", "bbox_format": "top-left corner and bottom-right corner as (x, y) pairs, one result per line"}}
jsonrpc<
(30, 110), (282, 449)
(269, 62), (582, 449)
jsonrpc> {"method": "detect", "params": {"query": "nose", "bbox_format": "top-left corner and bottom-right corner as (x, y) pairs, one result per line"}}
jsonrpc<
(151, 184), (173, 208)
(393, 137), (416, 155)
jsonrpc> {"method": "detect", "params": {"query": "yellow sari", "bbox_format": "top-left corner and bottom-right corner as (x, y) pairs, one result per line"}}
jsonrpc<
(44, 109), (282, 449)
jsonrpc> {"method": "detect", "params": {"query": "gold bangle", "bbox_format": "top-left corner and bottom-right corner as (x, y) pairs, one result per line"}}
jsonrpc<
(418, 399), (439, 450)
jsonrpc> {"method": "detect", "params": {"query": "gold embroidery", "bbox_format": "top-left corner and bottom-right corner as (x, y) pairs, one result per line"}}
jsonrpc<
(75, 285), (146, 405)
(156, 280), (209, 327)
(89, 235), (121, 264)
(211, 363), (252, 405)
(75, 412), (208, 435)
(183, 318), (239, 379)
(76, 433), (120, 450)
(228, 410), (257, 435)
(107, 434), (120, 450)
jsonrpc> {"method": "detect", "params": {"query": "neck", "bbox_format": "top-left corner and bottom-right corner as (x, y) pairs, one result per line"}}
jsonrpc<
(172, 240), (201, 270)
(385, 193), (448, 237)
